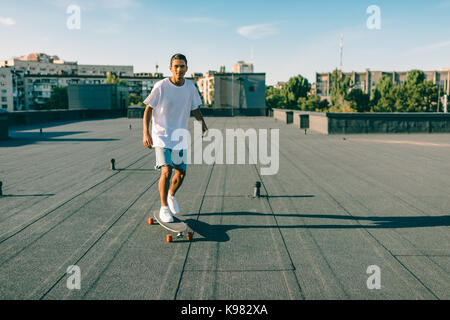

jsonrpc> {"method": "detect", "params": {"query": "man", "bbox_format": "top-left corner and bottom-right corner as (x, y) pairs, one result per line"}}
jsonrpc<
(142, 53), (208, 223)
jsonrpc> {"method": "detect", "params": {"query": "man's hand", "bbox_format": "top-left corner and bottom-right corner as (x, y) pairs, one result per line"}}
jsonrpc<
(192, 108), (208, 137)
(202, 121), (208, 137)
(143, 133), (153, 149)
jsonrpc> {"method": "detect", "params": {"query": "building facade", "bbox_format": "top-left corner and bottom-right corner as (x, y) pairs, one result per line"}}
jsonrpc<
(0, 68), (14, 112)
(197, 72), (266, 110)
(232, 61), (254, 74)
(314, 69), (450, 100)
(0, 53), (162, 112)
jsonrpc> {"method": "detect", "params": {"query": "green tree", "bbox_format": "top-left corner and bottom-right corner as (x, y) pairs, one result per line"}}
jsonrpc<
(106, 73), (128, 86)
(369, 70), (439, 112)
(329, 69), (354, 112)
(317, 98), (330, 111)
(129, 93), (143, 106)
(283, 75), (311, 108)
(43, 86), (68, 110)
(403, 70), (437, 112)
(372, 75), (397, 112)
(265, 86), (285, 109)
(297, 95), (319, 111)
(346, 88), (370, 112)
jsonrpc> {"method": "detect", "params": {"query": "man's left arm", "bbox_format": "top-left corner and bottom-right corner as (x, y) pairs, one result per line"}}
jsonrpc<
(192, 108), (208, 135)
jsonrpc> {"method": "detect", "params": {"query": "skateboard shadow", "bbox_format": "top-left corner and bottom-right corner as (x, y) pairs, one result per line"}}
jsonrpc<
(116, 169), (155, 172)
(182, 212), (450, 243)
(185, 219), (230, 243)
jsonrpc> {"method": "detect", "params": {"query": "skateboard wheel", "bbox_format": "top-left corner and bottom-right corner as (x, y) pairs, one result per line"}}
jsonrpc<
(187, 232), (193, 241)
(148, 218), (154, 225)
(166, 235), (172, 243)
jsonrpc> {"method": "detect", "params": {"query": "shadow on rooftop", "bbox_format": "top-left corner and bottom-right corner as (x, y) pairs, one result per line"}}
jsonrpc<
(116, 169), (156, 172)
(1, 194), (55, 198)
(184, 212), (450, 243)
(0, 131), (120, 147)
(261, 195), (315, 199)
(204, 195), (315, 198)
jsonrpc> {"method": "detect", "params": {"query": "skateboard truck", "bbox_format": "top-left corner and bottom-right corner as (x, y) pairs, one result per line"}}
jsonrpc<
(175, 232), (193, 240)
(166, 233), (193, 243)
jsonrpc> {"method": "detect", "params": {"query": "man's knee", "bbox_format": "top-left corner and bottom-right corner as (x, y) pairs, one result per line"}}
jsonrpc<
(175, 169), (186, 179)
(160, 166), (172, 179)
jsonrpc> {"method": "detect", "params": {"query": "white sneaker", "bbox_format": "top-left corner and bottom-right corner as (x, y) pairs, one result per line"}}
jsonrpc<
(159, 206), (174, 223)
(167, 193), (180, 215)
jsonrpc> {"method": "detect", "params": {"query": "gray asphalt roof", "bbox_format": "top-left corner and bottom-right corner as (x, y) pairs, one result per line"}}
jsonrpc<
(0, 116), (449, 300)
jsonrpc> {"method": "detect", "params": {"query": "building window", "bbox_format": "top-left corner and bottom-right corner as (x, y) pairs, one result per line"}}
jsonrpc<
(2, 104), (7, 109)
(249, 86), (255, 92)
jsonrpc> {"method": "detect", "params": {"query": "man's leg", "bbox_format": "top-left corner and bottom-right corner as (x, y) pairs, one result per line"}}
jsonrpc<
(169, 169), (186, 196)
(159, 165), (172, 207)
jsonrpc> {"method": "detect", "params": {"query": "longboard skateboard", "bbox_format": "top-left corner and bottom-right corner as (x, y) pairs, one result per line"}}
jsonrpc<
(149, 210), (193, 243)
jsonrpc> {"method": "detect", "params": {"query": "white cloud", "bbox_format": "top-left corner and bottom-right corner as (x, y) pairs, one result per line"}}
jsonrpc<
(0, 17), (16, 27)
(236, 23), (279, 40)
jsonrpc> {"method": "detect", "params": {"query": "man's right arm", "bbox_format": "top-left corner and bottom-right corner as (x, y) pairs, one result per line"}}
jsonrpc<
(142, 105), (153, 148)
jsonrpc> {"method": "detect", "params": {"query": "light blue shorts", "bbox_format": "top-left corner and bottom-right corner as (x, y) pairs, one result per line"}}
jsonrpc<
(155, 147), (187, 171)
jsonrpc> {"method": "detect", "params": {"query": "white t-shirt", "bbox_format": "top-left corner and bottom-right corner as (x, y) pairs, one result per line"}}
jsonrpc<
(144, 78), (202, 150)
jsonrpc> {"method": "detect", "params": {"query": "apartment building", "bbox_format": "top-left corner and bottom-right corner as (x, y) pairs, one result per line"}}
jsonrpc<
(0, 53), (161, 111)
(232, 61), (254, 74)
(0, 68), (13, 111)
(314, 68), (450, 100)
(0, 53), (134, 77)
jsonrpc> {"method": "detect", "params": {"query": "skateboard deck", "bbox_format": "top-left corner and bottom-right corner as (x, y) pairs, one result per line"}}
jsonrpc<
(151, 210), (192, 242)
(153, 210), (187, 233)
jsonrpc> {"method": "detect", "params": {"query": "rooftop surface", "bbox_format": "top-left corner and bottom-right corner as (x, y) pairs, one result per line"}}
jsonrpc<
(0, 117), (449, 300)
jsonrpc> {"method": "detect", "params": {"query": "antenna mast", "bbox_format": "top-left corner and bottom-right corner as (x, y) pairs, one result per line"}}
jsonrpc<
(339, 33), (343, 70)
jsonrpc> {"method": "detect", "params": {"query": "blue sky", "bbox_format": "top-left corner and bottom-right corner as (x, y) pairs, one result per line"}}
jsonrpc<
(1, 0), (449, 85)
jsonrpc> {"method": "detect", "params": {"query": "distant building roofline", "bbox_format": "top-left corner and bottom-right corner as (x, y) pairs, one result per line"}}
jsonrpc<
(200, 72), (265, 77)
(316, 68), (450, 75)
(23, 73), (163, 79)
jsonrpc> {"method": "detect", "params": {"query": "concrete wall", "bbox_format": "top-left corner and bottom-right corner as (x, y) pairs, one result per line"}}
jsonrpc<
(0, 110), (8, 140)
(271, 108), (450, 134)
(326, 113), (450, 134)
(127, 106), (267, 119)
(274, 109), (293, 123)
(68, 84), (129, 110)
